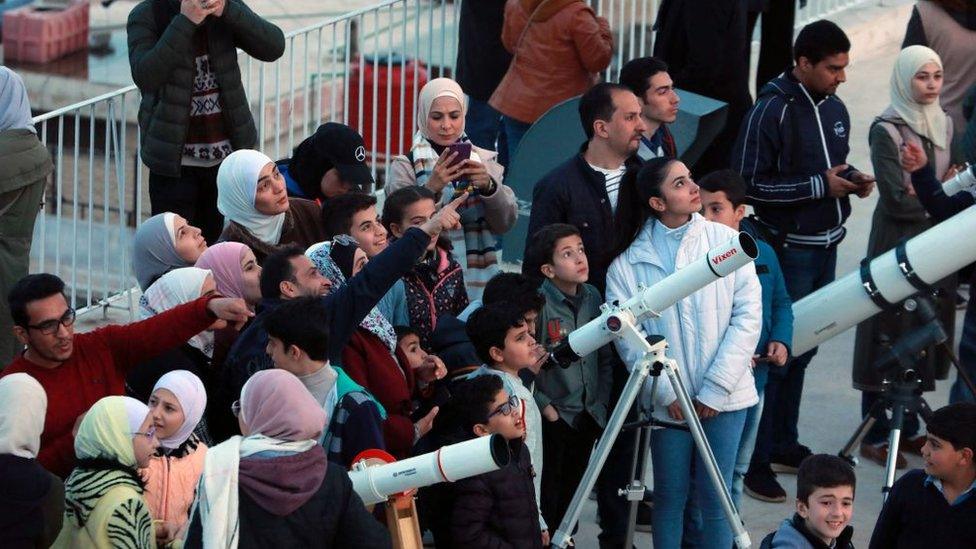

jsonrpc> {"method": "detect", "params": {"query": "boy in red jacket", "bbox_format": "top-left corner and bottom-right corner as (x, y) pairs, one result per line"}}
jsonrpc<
(2, 273), (250, 477)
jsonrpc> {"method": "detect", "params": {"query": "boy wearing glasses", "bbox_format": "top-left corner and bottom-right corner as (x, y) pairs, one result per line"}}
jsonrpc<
(464, 302), (549, 544)
(449, 374), (544, 549)
(523, 223), (613, 530)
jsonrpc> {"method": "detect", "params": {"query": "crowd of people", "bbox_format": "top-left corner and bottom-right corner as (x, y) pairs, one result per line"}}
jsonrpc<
(2, 0), (976, 548)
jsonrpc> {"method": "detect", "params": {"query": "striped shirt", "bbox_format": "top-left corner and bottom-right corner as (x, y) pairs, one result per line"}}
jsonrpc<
(589, 163), (626, 212)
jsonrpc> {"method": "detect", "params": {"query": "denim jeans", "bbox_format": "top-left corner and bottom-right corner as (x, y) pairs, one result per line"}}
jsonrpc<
(650, 408), (747, 549)
(771, 245), (837, 455)
(502, 115), (532, 168)
(732, 365), (769, 505)
(465, 97), (508, 166)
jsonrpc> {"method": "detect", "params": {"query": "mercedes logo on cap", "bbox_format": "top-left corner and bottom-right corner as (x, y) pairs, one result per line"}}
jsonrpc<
(355, 146), (367, 162)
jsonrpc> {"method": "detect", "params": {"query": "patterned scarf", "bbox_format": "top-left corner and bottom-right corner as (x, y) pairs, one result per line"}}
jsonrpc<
(306, 240), (398, 353)
(408, 130), (500, 298)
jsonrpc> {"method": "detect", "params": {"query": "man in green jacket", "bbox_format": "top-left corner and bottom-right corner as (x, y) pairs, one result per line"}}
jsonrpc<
(0, 67), (53, 366)
(127, 0), (284, 242)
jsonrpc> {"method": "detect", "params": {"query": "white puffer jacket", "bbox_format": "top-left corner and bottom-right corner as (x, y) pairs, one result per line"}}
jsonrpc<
(606, 214), (761, 420)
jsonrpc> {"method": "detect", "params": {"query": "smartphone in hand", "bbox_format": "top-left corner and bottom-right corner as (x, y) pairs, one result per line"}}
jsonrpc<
(446, 142), (475, 196)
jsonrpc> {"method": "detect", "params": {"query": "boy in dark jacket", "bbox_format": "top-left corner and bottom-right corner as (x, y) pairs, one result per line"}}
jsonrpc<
(450, 375), (544, 549)
(523, 223), (612, 530)
(699, 170), (795, 503)
(869, 403), (976, 549)
(761, 454), (855, 549)
(731, 20), (874, 477)
(127, 0), (285, 242)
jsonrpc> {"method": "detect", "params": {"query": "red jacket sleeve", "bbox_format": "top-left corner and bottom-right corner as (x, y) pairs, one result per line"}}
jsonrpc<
(38, 430), (76, 479)
(342, 339), (415, 458)
(100, 296), (217, 376)
(571, 9), (613, 73)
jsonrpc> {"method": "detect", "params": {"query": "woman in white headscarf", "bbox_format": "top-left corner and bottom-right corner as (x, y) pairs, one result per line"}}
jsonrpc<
(216, 149), (325, 263)
(127, 268), (218, 409)
(53, 396), (158, 548)
(183, 369), (391, 548)
(142, 370), (209, 546)
(386, 77), (517, 301)
(0, 66), (54, 365)
(852, 45), (963, 464)
(0, 373), (64, 548)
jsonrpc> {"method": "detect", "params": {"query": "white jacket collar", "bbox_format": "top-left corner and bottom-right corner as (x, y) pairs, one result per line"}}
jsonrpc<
(626, 213), (706, 268)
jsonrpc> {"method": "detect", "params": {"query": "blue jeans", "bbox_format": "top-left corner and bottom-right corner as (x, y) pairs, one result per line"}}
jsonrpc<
(465, 97), (508, 166)
(502, 115), (532, 168)
(771, 246), (837, 455)
(952, 293), (976, 403)
(651, 408), (747, 549)
(732, 365), (769, 506)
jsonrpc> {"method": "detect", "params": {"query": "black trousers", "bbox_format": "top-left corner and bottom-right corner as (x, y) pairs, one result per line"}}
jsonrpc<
(540, 411), (602, 532)
(149, 164), (224, 243)
(747, 0), (797, 93)
(595, 360), (640, 547)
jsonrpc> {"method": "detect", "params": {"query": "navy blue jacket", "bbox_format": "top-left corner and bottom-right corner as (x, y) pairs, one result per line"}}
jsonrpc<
(212, 227), (429, 441)
(732, 73), (859, 248)
(526, 146), (641, 292)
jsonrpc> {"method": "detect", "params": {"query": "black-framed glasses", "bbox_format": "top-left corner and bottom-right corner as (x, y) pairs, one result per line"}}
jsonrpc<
(231, 400), (241, 418)
(487, 394), (520, 419)
(132, 425), (157, 440)
(26, 308), (76, 335)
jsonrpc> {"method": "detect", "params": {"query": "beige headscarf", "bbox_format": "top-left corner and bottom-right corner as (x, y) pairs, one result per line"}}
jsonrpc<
(0, 373), (47, 458)
(417, 77), (467, 140)
(890, 45), (949, 150)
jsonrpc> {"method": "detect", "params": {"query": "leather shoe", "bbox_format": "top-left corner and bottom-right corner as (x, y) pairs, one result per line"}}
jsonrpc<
(900, 434), (927, 456)
(860, 443), (907, 469)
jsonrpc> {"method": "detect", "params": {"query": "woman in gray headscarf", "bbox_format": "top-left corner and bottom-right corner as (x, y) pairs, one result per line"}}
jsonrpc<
(132, 212), (208, 291)
(0, 66), (53, 365)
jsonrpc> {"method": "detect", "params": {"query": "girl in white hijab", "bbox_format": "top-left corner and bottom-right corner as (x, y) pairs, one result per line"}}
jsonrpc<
(216, 149), (327, 263)
(0, 374), (64, 548)
(142, 370), (209, 545)
(385, 77), (517, 301)
(852, 45), (962, 455)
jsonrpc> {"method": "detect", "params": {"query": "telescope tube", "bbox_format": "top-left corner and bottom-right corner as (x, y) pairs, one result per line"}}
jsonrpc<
(349, 434), (511, 505)
(941, 164), (976, 197)
(551, 232), (759, 364)
(792, 204), (976, 356)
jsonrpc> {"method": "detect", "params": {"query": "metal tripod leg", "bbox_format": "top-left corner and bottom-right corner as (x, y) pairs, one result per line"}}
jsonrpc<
(622, 376), (659, 548)
(838, 397), (886, 466)
(883, 403), (905, 500)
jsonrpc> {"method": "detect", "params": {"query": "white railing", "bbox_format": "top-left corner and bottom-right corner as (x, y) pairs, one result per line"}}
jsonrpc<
(29, 0), (879, 318)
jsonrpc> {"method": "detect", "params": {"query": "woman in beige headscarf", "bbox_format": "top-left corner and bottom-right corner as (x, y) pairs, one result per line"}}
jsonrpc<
(852, 45), (964, 467)
(386, 77), (517, 301)
(0, 373), (64, 548)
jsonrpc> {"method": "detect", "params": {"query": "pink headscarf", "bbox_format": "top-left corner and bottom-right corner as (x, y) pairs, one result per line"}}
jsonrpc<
(239, 370), (327, 442)
(196, 242), (248, 300)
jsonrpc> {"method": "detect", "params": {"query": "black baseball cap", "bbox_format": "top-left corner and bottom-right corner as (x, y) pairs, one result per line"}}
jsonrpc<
(290, 123), (374, 198)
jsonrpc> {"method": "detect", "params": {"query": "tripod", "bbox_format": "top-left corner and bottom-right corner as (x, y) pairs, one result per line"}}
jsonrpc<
(551, 318), (751, 548)
(838, 295), (976, 499)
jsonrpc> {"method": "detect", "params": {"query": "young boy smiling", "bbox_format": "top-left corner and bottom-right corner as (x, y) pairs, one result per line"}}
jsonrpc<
(870, 403), (976, 549)
(762, 454), (856, 548)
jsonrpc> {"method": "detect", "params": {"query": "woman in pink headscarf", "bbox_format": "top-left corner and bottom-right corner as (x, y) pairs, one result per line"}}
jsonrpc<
(185, 369), (391, 548)
(195, 241), (263, 309)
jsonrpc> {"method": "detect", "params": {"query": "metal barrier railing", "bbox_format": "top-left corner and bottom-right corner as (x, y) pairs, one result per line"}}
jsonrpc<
(29, 0), (876, 319)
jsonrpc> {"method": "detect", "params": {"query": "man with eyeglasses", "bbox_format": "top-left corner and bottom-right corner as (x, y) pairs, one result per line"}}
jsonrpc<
(1, 273), (251, 478)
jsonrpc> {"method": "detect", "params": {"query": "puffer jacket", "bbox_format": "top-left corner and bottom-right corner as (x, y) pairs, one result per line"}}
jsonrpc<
(127, 0), (284, 177)
(403, 245), (469, 350)
(489, 0), (612, 124)
(605, 214), (761, 418)
(140, 437), (207, 531)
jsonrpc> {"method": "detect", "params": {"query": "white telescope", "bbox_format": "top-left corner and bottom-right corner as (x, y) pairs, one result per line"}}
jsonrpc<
(550, 232), (759, 366)
(793, 202), (976, 356)
(941, 163), (976, 197)
(349, 433), (510, 505)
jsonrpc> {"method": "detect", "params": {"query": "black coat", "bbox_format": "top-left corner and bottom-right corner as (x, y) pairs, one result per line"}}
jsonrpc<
(526, 148), (641, 293)
(455, 0), (511, 102)
(450, 440), (542, 549)
(184, 465), (391, 549)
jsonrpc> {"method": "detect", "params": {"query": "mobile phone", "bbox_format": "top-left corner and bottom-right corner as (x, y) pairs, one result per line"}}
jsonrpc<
(445, 142), (472, 168)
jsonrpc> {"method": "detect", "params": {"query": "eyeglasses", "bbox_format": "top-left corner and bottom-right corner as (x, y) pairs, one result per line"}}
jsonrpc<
(332, 234), (361, 247)
(26, 308), (76, 335)
(487, 394), (520, 419)
(231, 400), (241, 418)
(132, 425), (157, 440)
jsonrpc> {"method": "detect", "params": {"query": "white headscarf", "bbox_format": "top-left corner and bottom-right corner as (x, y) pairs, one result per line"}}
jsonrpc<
(0, 66), (35, 133)
(152, 370), (207, 449)
(124, 397), (151, 436)
(217, 150), (286, 245)
(417, 77), (467, 140)
(139, 267), (215, 357)
(0, 373), (47, 458)
(890, 45), (949, 150)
